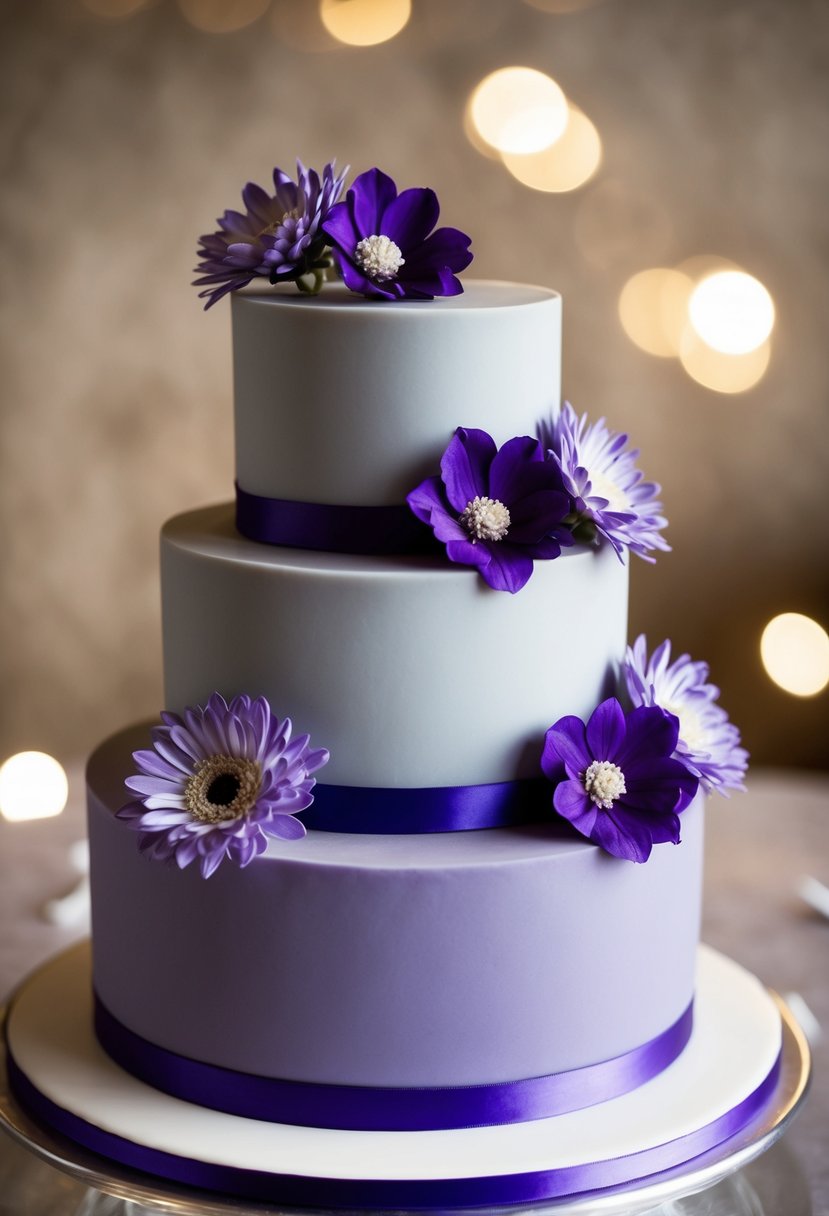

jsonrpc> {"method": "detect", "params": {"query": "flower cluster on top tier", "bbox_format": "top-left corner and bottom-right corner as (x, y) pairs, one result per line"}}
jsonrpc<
(623, 635), (749, 796)
(194, 161), (472, 307)
(119, 694), (329, 878)
(407, 409), (667, 592)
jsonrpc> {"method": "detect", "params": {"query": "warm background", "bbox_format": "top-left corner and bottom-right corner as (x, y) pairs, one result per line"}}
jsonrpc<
(1, 0), (828, 775)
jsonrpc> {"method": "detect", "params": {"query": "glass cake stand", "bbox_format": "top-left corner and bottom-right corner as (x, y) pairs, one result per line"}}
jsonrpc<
(0, 995), (811, 1216)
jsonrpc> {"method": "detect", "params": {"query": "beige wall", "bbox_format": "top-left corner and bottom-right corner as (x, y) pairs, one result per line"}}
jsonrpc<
(1, 0), (827, 770)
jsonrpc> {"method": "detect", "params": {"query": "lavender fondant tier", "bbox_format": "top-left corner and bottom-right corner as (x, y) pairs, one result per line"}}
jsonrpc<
(88, 724), (704, 1091)
(231, 281), (561, 506)
(161, 505), (628, 788)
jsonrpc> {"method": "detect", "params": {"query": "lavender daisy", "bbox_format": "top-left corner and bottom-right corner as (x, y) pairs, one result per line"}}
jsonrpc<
(543, 403), (669, 562)
(118, 694), (329, 878)
(542, 698), (699, 863)
(321, 168), (472, 300)
(624, 635), (749, 796)
(407, 427), (571, 593)
(193, 160), (347, 309)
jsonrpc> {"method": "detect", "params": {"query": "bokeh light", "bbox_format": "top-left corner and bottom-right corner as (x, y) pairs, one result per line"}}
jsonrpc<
(177, 0), (271, 34)
(320, 0), (411, 47)
(83, 0), (151, 16)
(501, 104), (601, 193)
(0, 752), (69, 823)
(761, 614), (829, 697)
(618, 268), (693, 358)
(678, 328), (770, 394)
(468, 67), (568, 155)
(689, 271), (775, 355)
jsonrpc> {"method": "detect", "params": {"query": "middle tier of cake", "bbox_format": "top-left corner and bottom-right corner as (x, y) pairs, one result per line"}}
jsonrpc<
(161, 504), (628, 789)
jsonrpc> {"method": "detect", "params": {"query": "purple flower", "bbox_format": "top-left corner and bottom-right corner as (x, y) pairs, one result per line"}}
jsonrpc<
(542, 403), (669, 562)
(407, 427), (571, 593)
(193, 160), (347, 309)
(624, 636), (749, 796)
(118, 693), (329, 878)
(321, 167), (472, 300)
(541, 698), (699, 862)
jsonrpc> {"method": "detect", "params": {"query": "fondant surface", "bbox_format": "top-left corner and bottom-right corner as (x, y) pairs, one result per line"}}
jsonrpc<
(231, 280), (562, 505)
(88, 725), (703, 1089)
(161, 504), (628, 787)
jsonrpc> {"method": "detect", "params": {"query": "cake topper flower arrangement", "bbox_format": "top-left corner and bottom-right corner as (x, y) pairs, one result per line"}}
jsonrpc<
(118, 693), (329, 878)
(194, 161), (472, 308)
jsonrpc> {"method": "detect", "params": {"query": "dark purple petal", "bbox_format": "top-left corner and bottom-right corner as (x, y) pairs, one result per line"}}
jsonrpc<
(440, 428), (497, 513)
(585, 698), (627, 762)
(402, 226), (474, 276)
(615, 705), (680, 770)
(488, 436), (543, 503)
(593, 810), (654, 863)
(543, 715), (591, 777)
(507, 490), (570, 543)
(350, 168), (399, 235)
(445, 536), (490, 569)
(553, 779), (593, 826)
(320, 200), (358, 252)
(407, 476), (450, 526)
(478, 546), (533, 593)
(381, 187), (440, 249)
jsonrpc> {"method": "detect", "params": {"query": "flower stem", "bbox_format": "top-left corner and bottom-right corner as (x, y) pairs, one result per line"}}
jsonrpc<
(295, 269), (325, 296)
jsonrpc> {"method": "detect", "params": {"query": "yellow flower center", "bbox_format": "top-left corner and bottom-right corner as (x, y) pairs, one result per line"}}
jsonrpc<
(184, 755), (262, 825)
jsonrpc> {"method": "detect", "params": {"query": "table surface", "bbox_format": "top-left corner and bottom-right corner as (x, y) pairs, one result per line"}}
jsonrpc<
(0, 764), (827, 1214)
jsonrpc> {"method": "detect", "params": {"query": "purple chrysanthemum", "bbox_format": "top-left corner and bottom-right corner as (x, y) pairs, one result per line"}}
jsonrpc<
(541, 697), (699, 862)
(193, 160), (347, 309)
(321, 168), (472, 300)
(118, 693), (329, 878)
(542, 402), (669, 562)
(407, 427), (571, 593)
(624, 635), (749, 796)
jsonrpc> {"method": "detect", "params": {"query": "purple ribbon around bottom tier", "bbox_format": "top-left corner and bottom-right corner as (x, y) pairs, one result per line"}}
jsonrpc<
(8, 1047), (781, 1209)
(303, 776), (550, 833)
(236, 482), (440, 556)
(93, 995), (694, 1132)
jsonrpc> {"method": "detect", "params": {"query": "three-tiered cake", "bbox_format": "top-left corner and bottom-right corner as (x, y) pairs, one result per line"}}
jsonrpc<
(4, 164), (786, 1208)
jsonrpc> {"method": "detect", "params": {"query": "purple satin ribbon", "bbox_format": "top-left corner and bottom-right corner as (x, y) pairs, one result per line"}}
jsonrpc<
(303, 777), (550, 833)
(7, 1047), (781, 1209)
(236, 482), (439, 556)
(93, 995), (693, 1131)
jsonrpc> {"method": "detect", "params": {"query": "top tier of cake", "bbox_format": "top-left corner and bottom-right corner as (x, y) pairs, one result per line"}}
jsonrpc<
(231, 280), (561, 506)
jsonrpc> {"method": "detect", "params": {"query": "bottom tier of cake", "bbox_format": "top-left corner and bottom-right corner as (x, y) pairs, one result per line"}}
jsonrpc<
(4, 944), (787, 1209)
(88, 725), (704, 1110)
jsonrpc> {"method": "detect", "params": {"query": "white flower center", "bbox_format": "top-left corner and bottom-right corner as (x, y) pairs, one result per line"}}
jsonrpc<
(589, 467), (630, 514)
(662, 699), (707, 754)
(583, 760), (627, 809)
(460, 496), (511, 542)
(185, 755), (262, 825)
(354, 234), (405, 282)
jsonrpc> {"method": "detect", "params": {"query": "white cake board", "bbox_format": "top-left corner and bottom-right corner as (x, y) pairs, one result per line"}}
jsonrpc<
(0, 943), (810, 1213)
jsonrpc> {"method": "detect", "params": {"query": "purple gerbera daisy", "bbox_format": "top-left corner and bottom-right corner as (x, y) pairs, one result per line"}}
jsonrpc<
(407, 427), (571, 593)
(321, 167), (473, 300)
(118, 693), (329, 878)
(543, 403), (669, 562)
(193, 160), (347, 309)
(542, 697), (699, 862)
(624, 635), (749, 796)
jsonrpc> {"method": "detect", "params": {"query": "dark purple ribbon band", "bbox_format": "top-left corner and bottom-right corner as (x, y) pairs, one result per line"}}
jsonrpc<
(7, 1046), (781, 1209)
(93, 995), (693, 1132)
(236, 482), (439, 556)
(303, 776), (550, 833)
